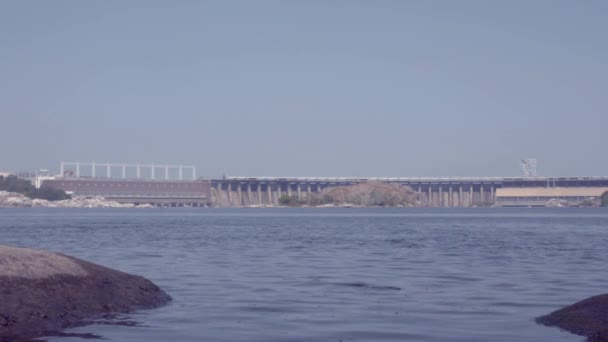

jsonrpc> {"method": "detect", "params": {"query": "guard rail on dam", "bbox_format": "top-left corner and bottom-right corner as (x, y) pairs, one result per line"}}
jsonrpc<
(212, 176), (608, 207)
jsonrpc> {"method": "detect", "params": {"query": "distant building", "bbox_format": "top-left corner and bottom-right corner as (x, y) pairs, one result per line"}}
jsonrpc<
(35, 176), (56, 189)
(42, 178), (211, 207)
(495, 187), (608, 207)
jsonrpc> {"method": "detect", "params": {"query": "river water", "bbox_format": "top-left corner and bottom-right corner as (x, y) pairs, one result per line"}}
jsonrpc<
(1, 208), (606, 342)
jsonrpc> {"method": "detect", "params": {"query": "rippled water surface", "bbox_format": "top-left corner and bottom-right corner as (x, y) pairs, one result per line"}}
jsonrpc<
(1, 208), (607, 342)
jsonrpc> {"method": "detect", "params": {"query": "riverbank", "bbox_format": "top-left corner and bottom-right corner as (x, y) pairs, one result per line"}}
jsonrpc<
(0, 191), (153, 208)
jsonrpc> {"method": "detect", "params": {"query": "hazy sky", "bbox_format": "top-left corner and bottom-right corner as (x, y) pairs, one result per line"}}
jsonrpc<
(1, 1), (606, 177)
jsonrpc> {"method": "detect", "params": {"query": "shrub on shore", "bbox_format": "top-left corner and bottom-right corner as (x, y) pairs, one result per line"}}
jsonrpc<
(278, 194), (304, 207)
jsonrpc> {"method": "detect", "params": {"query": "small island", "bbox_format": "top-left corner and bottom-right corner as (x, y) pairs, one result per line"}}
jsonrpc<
(278, 181), (419, 207)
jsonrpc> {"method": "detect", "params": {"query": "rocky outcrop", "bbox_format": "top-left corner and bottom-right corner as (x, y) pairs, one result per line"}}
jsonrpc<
(0, 191), (152, 208)
(314, 181), (419, 207)
(545, 198), (570, 207)
(537, 294), (608, 342)
(0, 244), (170, 341)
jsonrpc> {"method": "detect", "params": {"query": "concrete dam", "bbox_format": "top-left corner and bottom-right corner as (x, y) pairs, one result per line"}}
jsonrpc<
(212, 176), (608, 207)
(40, 162), (608, 207)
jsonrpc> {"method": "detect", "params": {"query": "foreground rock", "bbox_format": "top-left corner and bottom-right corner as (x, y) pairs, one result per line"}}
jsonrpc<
(0, 244), (170, 341)
(0, 191), (152, 208)
(537, 294), (608, 342)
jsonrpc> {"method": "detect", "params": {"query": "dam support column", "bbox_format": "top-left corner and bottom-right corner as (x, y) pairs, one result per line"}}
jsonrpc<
(490, 186), (495, 206)
(267, 183), (272, 205)
(257, 183), (262, 205)
(287, 183), (292, 197)
(439, 186), (443, 207)
(247, 183), (252, 205)
(428, 186), (432, 207)
(227, 183), (232, 207)
(307, 184), (311, 202)
(480, 185), (484, 206)
(297, 184), (302, 200)
(469, 185), (474, 207)
(237, 184), (242, 207)
(459, 186), (463, 207)
(449, 186), (453, 208)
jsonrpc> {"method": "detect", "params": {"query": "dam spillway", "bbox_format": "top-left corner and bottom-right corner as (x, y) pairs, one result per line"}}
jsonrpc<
(212, 176), (608, 207)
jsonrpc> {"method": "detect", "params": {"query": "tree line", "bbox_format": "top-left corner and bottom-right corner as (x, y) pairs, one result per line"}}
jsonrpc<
(0, 175), (70, 201)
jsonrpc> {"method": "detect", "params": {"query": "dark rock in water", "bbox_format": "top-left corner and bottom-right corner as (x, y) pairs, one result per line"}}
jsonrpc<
(333, 281), (402, 291)
(537, 294), (608, 342)
(0, 244), (171, 341)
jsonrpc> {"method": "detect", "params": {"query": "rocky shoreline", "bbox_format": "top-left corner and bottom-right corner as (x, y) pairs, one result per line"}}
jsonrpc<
(0, 191), (153, 208)
(0, 244), (171, 341)
(537, 294), (608, 342)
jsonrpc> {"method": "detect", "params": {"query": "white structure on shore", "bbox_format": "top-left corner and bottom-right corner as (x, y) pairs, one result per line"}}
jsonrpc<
(59, 161), (196, 180)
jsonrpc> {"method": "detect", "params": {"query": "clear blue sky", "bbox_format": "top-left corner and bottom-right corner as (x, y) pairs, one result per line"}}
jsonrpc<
(1, 1), (606, 177)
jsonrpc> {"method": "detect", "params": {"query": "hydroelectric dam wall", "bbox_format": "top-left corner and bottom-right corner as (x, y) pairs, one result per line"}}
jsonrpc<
(211, 177), (608, 207)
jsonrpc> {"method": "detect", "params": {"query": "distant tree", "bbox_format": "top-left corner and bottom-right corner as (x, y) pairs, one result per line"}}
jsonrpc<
(0, 175), (70, 201)
(602, 191), (608, 207)
(36, 186), (71, 201)
(321, 194), (334, 205)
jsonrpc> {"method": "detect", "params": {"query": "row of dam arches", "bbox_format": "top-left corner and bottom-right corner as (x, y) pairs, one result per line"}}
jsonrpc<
(211, 181), (497, 207)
